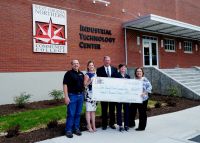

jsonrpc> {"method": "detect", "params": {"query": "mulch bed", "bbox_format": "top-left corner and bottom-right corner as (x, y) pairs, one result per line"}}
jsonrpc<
(0, 94), (200, 143)
(0, 99), (64, 116)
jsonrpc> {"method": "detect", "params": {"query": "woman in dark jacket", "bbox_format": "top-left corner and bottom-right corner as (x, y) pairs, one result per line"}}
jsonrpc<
(116, 64), (130, 132)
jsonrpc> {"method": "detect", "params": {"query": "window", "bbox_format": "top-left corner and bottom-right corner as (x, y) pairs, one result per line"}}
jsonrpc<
(184, 41), (193, 53)
(142, 35), (157, 41)
(164, 39), (175, 52)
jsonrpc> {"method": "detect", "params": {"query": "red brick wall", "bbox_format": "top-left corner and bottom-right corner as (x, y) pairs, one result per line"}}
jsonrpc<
(126, 31), (200, 68)
(0, 0), (200, 72)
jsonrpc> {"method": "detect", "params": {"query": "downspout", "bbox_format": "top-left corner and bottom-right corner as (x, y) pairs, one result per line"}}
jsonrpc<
(124, 28), (128, 65)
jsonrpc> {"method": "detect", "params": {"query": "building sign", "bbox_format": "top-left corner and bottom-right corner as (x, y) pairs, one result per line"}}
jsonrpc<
(79, 25), (115, 49)
(32, 4), (67, 53)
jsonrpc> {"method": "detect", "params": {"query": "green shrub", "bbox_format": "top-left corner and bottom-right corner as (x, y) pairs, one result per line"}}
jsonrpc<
(49, 89), (64, 101)
(168, 86), (178, 97)
(14, 92), (31, 108)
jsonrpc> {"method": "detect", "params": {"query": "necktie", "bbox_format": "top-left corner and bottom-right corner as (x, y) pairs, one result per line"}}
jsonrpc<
(106, 67), (110, 77)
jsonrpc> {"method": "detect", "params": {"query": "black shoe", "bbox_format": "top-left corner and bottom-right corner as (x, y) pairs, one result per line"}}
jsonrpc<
(124, 126), (129, 131)
(65, 131), (73, 138)
(129, 123), (135, 128)
(102, 126), (107, 130)
(135, 128), (145, 131)
(109, 125), (116, 129)
(119, 126), (124, 132)
(73, 129), (82, 136)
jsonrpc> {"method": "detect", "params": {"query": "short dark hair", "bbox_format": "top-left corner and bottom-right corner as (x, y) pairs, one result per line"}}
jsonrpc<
(118, 64), (126, 69)
(71, 60), (79, 65)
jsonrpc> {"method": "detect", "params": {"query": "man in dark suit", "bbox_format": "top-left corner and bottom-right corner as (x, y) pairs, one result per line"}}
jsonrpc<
(96, 56), (118, 130)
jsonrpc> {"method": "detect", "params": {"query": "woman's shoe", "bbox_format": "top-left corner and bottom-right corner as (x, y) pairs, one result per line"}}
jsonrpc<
(93, 128), (97, 132)
(124, 126), (129, 131)
(135, 128), (145, 131)
(87, 125), (93, 132)
(119, 126), (124, 132)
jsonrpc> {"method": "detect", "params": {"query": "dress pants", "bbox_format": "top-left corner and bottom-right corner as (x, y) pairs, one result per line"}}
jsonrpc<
(117, 103), (129, 127)
(101, 101), (116, 128)
(129, 100), (148, 129)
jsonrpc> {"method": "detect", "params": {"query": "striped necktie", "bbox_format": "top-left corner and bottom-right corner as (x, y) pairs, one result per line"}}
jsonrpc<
(106, 67), (110, 77)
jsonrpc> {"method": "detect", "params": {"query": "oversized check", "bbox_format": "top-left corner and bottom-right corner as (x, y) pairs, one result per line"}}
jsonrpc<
(92, 77), (143, 103)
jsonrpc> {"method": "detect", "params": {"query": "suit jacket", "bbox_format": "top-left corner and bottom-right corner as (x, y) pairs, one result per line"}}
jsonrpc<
(116, 72), (130, 79)
(96, 66), (118, 78)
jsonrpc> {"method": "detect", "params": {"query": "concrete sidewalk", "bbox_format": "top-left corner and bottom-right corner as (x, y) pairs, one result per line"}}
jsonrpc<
(36, 106), (200, 143)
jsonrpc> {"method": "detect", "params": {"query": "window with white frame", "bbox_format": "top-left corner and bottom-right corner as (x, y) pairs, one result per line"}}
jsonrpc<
(164, 39), (175, 51)
(184, 41), (193, 53)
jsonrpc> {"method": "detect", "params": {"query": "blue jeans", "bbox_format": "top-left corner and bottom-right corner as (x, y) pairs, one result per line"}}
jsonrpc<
(65, 93), (84, 132)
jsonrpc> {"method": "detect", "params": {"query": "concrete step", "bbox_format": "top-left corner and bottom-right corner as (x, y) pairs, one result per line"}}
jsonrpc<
(162, 69), (200, 75)
(173, 76), (200, 81)
(162, 68), (200, 72)
(165, 73), (200, 76)
(161, 67), (200, 97)
(194, 88), (200, 93)
(184, 81), (200, 86)
(189, 85), (200, 90)
(179, 78), (200, 83)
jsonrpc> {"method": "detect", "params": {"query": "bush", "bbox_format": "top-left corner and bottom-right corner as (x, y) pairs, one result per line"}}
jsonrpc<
(154, 102), (161, 108)
(14, 92), (31, 108)
(5, 124), (20, 138)
(49, 89), (64, 101)
(47, 119), (58, 129)
(168, 86), (178, 97)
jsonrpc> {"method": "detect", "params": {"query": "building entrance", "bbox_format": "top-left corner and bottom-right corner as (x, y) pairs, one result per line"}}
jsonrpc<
(142, 36), (158, 67)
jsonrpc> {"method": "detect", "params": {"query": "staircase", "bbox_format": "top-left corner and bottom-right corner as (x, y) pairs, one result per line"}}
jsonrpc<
(128, 67), (200, 100)
(161, 67), (200, 98)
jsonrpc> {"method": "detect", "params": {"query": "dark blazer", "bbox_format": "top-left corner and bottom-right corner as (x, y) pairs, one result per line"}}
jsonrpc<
(116, 72), (130, 79)
(96, 66), (118, 78)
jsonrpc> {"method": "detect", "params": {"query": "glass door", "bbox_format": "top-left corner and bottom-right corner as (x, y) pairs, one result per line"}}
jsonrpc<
(142, 39), (158, 67)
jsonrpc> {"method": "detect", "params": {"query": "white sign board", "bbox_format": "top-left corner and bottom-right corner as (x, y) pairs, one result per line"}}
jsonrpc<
(32, 4), (67, 53)
(92, 77), (143, 103)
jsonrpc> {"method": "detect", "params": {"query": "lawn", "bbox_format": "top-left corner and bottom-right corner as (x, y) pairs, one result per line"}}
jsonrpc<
(0, 105), (66, 132)
(0, 101), (156, 132)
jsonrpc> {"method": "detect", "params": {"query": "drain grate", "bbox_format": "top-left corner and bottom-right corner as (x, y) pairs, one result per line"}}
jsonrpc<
(189, 135), (200, 143)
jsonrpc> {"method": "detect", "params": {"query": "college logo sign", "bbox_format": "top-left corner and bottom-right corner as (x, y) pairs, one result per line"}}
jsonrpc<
(32, 4), (67, 53)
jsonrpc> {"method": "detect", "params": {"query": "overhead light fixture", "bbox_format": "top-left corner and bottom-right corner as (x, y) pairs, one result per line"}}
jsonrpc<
(161, 39), (164, 48)
(179, 42), (182, 49)
(92, 0), (110, 6)
(195, 44), (198, 51)
(137, 36), (140, 46)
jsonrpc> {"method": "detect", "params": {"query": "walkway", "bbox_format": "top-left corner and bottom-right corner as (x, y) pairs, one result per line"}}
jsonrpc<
(37, 106), (200, 143)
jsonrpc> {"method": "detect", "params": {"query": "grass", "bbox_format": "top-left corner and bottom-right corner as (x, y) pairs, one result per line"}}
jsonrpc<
(0, 105), (66, 132)
(0, 100), (157, 132)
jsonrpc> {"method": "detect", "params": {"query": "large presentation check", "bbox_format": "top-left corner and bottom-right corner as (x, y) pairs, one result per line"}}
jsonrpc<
(92, 77), (143, 103)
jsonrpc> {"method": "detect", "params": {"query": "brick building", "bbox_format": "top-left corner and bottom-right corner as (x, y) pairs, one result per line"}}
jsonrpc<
(0, 0), (200, 104)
